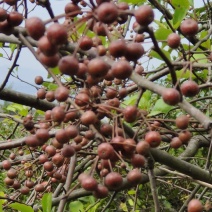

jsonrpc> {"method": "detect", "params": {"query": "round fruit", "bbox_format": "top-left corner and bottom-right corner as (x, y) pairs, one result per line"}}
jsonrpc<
(46, 23), (68, 45)
(134, 5), (154, 26)
(0, 20), (13, 35)
(123, 138), (136, 153)
(37, 88), (46, 99)
(25, 170), (33, 178)
(93, 22), (107, 36)
(78, 172), (89, 183)
(12, 180), (21, 189)
(45, 91), (55, 102)
(20, 186), (30, 195)
(84, 130), (95, 140)
(51, 106), (65, 122)
(162, 88), (181, 106)
(167, 33), (181, 49)
(2, 160), (11, 170)
(131, 154), (146, 167)
(25, 180), (34, 188)
(61, 145), (75, 157)
(45, 145), (56, 157)
(180, 19), (198, 36)
(176, 115), (189, 129)
(44, 161), (54, 172)
(0, 8), (8, 22)
(119, 87), (128, 98)
(104, 172), (123, 190)
(36, 128), (50, 144)
(35, 76), (43, 85)
(181, 80), (199, 97)
(25, 135), (39, 147)
(7, 168), (17, 179)
(7, 11), (23, 26)
(65, 2), (82, 17)
(136, 141), (150, 155)
(52, 154), (64, 167)
(80, 111), (97, 125)
(111, 135), (125, 151)
(179, 130), (192, 144)
(4, 177), (14, 186)
(35, 184), (45, 192)
(25, 17), (45, 40)
(93, 184), (109, 199)
(88, 58), (109, 78)
(96, 2), (118, 24)
(81, 176), (98, 191)
(109, 40), (127, 58)
(117, 2), (129, 24)
(100, 124), (113, 136)
(135, 34), (145, 42)
(79, 36), (93, 51)
(111, 60), (132, 79)
(38, 36), (58, 56)
(75, 92), (90, 106)
(187, 199), (203, 212)
(170, 137), (182, 149)
(58, 56), (79, 76)
(65, 125), (78, 139)
(55, 129), (70, 144)
(76, 63), (87, 79)
(123, 105), (138, 123)
(38, 154), (48, 164)
(51, 138), (63, 149)
(106, 87), (117, 99)
(127, 169), (142, 185)
(97, 143), (114, 159)
(125, 42), (145, 61)
(54, 86), (69, 102)
(145, 131), (161, 148)
(38, 52), (60, 68)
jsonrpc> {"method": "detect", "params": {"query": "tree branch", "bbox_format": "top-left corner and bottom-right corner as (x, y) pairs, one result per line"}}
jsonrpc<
(0, 88), (55, 111)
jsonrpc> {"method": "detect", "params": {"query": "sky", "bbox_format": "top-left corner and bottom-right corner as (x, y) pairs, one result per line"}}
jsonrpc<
(0, 0), (205, 96)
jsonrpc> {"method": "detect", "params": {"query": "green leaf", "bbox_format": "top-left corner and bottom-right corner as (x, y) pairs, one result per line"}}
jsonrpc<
(120, 0), (145, 5)
(149, 49), (171, 61)
(119, 202), (128, 212)
(0, 192), (6, 212)
(42, 193), (52, 212)
(49, 66), (60, 76)
(6, 103), (28, 116)
(171, 0), (189, 8)
(155, 28), (172, 40)
(199, 30), (210, 49)
(188, 0), (194, 6)
(128, 190), (136, 195)
(8, 203), (34, 212)
(154, 20), (167, 29)
(138, 90), (152, 110)
(0, 53), (3, 57)
(42, 81), (58, 91)
(9, 43), (17, 53)
(148, 99), (173, 116)
(172, 0), (190, 29)
(69, 201), (84, 212)
(173, 8), (188, 29)
(122, 93), (138, 106)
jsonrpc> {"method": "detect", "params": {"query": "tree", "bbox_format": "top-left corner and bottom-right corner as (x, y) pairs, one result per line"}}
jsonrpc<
(0, 0), (211, 211)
